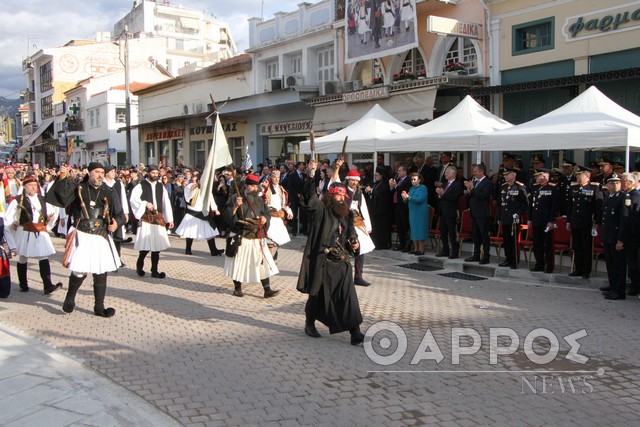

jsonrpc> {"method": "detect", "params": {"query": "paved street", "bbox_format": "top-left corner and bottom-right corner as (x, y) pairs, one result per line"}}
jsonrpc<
(1, 234), (640, 426)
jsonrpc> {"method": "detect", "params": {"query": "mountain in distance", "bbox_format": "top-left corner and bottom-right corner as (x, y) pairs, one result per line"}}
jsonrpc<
(0, 97), (22, 118)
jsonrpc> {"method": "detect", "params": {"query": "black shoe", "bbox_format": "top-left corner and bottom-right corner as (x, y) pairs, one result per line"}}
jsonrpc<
(599, 286), (613, 292)
(354, 278), (372, 287)
(232, 289), (244, 297)
(568, 271), (583, 277)
(414, 251), (425, 256)
(151, 271), (166, 279)
(408, 250), (416, 255)
(604, 293), (625, 300)
(350, 329), (365, 345)
(435, 252), (449, 257)
(479, 259), (490, 265)
(530, 266), (545, 272)
(211, 249), (225, 256)
(545, 267), (554, 273)
(392, 246), (402, 251)
(19, 286), (29, 292)
(401, 248), (411, 253)
(510, 265), (517, 269)
(305, 323), (321, 338)
(185, 250), (193, 255)
(94, 307), (116, 317)
(448, 254), (458, 259)
(44, 282), (63, 295)
(264, 289), (280, 298)
(62, 301), (75, 313)
(582, 274), (590, 279)
(137, 269), (145, 277)
(498, 261), (510, 267)
(465, 256), (480, 262)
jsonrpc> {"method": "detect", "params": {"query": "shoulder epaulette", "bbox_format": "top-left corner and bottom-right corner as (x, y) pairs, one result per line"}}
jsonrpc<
(515, 181), (524, 186)
(571, 182), (579, 186)
(547, 182), (556, 187)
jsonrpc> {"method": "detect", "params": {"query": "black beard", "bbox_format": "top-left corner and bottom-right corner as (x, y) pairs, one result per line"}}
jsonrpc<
(324, 196), (350, 218)
(149, 175), (159, 182)
(243, 189), (261, 206)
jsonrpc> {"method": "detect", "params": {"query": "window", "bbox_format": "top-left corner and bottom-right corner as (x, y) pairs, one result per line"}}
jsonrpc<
(41, 95), (53, 120)
(317, 46), (335, 83)
(95, 108), (100, 127)
(266, 60), (279, 79)
(354, 59), (384, 85)
(116, 107), (126, 124)
(40, 61), (52, 92)
(89, 110), (95, 128)
(229, 137), (244, 167)
(400, 48), (426, 76)
(513, 18), (554, 55)
(444, 37), (478, 75)
(291, 55), (302, 75)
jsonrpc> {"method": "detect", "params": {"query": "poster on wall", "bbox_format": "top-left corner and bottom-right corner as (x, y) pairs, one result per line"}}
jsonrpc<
(345, 0), (418, 64)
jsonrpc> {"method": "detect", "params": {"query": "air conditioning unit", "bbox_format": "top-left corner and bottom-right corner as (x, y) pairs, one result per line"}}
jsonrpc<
(320, 80), (342, 96)
(270, 78), (283, 91)
(194, 103), (203, 114)
(284, 75), (303, 88)
(343, 81), (354, 92)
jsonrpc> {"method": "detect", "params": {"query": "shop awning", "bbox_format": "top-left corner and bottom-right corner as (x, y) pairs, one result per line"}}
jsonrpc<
(312, 88), (437, 131)
(18, 118), (54, 154)
(179, 17), (200, 30)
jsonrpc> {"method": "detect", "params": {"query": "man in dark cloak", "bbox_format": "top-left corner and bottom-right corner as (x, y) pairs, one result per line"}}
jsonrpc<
(297, 168), (365, 345)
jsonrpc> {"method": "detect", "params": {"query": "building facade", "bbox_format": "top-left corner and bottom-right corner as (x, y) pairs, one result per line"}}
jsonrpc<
(114, 0), (237, 77)
(471, 0), (640, 169)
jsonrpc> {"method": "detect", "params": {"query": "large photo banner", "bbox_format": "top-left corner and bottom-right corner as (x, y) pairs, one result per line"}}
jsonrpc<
(345, 0), (418, 64)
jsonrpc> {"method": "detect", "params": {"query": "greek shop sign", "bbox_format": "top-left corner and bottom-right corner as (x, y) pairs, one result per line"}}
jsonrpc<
(563, 1), (640, 41)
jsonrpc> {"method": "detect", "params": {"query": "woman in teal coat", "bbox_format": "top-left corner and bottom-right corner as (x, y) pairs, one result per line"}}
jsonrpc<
(401, 173), (429, 255)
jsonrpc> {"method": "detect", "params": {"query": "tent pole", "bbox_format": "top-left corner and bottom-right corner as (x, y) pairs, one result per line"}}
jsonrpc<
(626, 143), (630, 173)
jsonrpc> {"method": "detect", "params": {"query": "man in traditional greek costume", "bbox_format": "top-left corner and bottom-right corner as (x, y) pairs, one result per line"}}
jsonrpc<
(129, 165), (174, 278)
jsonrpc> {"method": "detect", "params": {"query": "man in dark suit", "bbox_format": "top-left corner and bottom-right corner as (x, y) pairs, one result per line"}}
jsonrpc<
(390, 165), (411, 251)
(435, 165), (463, 258)
(284, 161), (306, 235)
(464, 163), (492, 264)
(436, 152), (454, 186)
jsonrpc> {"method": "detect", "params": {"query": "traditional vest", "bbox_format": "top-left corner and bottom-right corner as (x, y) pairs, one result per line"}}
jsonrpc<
(17, 193), (48, 225)
(140, 180), (164, 213)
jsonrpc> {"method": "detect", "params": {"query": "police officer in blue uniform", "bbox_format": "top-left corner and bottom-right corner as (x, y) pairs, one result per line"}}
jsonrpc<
(498, 169), (529, 269)
(566, 167), (603, 279)
(528, 170), (559, 273)
(599, 174), (629, 300)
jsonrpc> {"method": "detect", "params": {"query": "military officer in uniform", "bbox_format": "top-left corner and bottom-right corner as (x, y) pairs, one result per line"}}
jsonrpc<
(599, 174), (629, 300)
(497, 169), (529, 269)
(620, 173), (640, 296)
(528, 170), (558, 273)
(566, 167), (603, 279)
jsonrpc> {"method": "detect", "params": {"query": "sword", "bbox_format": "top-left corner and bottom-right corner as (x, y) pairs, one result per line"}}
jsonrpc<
(309, 129), (316, 162)
(340, 135), (349, 161)
(77, 185), (90, 219)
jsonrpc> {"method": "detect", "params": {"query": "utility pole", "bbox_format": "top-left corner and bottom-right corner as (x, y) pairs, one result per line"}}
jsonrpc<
(124, 25), (132, 167)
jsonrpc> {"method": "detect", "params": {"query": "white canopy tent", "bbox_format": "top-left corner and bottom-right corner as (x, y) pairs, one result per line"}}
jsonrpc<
(299, 104), (412, 154)
(479, 86), (640, 170)
(378, 95), (513, 155)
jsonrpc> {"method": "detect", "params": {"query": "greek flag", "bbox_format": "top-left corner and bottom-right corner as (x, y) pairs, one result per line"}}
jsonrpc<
(243, 152), (253, 171)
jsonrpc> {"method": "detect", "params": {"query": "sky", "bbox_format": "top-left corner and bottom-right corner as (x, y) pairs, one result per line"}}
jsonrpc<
(0, 0), (302, 99)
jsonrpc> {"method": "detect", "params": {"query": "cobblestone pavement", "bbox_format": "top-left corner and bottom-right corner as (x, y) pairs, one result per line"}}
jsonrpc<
(1, 234), (640, 426)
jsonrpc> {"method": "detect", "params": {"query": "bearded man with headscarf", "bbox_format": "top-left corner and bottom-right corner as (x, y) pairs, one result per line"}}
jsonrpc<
(223, 174), (280, 298)
(297, 161), (365, 346)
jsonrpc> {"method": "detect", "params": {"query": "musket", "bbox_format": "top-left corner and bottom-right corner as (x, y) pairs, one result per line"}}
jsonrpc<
(309, 129), (316, 162)
(340, 136), (349, 161)
(77, 185), (90, 219)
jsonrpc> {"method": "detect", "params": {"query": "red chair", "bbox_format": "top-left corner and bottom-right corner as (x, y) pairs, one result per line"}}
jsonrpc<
(591, 233), (604, 276)
(489, 223), (504, 262)
(519, 226), (534, 267)
(457, 209), (472, 257)
(428, 205), (441, 252)
(458, 196), (468, 219)
(552, 217), (572, 272)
